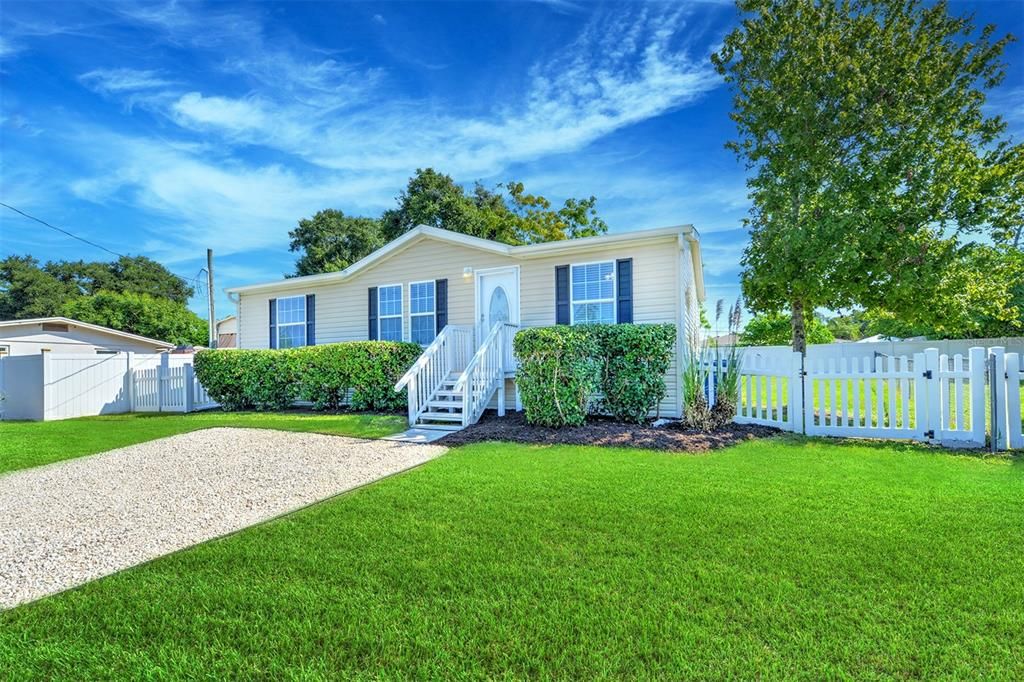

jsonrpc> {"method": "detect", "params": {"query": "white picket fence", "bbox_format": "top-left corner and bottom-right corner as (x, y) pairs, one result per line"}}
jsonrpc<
(131, 354), (217, 414)
(707, 345), (1022, 451)
(1, 351), (217, 421)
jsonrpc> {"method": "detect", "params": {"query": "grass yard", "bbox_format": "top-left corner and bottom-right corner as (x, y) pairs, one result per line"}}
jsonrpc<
(1, 435), (1021, 678)
(0, 411), (408, 475)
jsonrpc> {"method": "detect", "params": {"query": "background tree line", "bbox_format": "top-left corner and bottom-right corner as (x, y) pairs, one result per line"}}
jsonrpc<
(0, 255), (206, 345)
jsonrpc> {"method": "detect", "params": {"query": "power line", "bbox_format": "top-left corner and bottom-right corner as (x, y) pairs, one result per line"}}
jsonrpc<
(1, 201), (204, 292)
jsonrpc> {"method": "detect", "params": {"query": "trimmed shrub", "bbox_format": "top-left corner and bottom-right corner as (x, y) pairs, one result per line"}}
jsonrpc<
(513, 326), (601, 427)
(195, 340), (421, 413)
(296, 341), (422, 412)
(513, 323), (677, 427)
(194, 348), (299, 411)
(591, 324), (676, 423)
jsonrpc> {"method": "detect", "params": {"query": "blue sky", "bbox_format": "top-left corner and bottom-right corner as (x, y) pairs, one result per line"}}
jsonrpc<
(1, 1), (1021, 323)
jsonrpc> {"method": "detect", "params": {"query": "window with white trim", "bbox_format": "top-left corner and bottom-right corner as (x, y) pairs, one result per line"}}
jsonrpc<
(409, 281), (436, 345)
(570, 261), (615, 324)
(378, 284), (403, 341)
(276, 295), (307, 348)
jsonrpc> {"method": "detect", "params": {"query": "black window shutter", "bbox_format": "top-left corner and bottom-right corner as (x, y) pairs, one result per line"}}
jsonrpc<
(269, 298), (277, 348)
(368, 287), (378, 340)
(435, 279), (448, 335)
(555, 265), (570, 325)
(305, 294), (316, 345)
(616, 258), (633, 324)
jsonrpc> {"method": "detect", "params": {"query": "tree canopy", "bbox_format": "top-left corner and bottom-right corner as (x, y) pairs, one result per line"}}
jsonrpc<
(0, 254), (204, 344)
(713, 0), (1022, 351)
(288, 210), (384, 277)
(291, 168), (609, 276)
(740, 311), (834, 346)
(62, 291), (207, 346)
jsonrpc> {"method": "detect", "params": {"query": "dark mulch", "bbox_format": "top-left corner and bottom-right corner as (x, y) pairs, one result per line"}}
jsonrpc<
(439, 411), (780, 453)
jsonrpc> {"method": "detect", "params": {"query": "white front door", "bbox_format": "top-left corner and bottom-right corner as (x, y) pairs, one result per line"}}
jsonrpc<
(475, 267), (519, 343)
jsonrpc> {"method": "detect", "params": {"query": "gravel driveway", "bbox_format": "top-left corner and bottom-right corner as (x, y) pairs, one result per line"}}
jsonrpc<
(0, 427), (446, 609)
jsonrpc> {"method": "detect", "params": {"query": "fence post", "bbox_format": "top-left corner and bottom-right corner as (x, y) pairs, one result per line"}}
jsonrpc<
(968, 347), (986, 447)
(40, 348), (51, 421)
(158, 352), (169, 413)
(923, 348), (940, 443)
(125, 352), (135, 413)
(990, 347), (1007, 451)
(1005, 352), (1022, 450)
(790, 351), (804, 433)
(184, 362), (195, 413)
(912, 352), (927, 441)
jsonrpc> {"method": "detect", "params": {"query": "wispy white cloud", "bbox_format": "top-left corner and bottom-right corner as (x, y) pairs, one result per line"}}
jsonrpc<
(79, 68), (177, 94)
(137, 7), (719, 181)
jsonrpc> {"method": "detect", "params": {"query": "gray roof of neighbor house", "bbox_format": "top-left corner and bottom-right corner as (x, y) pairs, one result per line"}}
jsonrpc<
(0, 317), (176, 349)
(225, 223), (705, 300)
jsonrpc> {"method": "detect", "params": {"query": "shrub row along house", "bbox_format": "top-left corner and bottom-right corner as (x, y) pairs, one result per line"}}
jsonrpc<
(224, 225), (705, 429)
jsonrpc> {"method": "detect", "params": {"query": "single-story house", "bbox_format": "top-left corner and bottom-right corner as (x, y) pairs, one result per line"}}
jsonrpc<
(225, 224), (705, 429)
(216, 315), (238, 348)
(0, 318), (175, 421)
(0, 317), (175, 357)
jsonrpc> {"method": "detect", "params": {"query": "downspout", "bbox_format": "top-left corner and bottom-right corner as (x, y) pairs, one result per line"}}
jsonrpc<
(227, 291), (241, 349)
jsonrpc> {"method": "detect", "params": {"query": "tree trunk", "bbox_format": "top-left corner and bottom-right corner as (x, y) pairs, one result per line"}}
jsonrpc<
(790, 300), (807, 353)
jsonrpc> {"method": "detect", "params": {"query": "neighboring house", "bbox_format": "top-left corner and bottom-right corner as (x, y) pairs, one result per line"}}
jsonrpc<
(225, 224), (705, 428)
(0, 318), (175, 421)
(216, 315), (238, 348)
(0, 317), (174, 357)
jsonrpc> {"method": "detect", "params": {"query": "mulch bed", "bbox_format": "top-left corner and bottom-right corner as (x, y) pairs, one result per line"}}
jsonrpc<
(439, 411), (780, 453)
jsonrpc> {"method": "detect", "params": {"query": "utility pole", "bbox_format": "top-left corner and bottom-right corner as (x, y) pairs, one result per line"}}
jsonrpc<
(207, 248), (216, 348)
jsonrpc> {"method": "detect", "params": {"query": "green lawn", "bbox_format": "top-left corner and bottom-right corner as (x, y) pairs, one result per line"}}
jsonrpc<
(1, 436), (1021, 678)
(0, 411), (408, 475)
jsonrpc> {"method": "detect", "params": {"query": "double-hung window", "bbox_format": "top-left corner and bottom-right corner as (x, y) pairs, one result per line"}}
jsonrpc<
(409, 281), (436, 345)
(378, 284), (403, 341)
(276, 295), (307, 348)
(570, 261), (616, 324)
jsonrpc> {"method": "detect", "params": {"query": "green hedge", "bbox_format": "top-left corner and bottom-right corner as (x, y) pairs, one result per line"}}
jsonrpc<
(513, 323), (676, 426)
(513, 326), (601, 427)
(296, 342), (422, 412)
(194, 341), (421, 413)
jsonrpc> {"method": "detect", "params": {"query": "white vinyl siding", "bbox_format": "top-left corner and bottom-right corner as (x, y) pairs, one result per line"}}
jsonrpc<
(570, 261), (615, 324)
(378, 284), (403, 341)
(409, 280), (436, 345)
(276, 295), (306, 348)
(237, 235), (687, 416)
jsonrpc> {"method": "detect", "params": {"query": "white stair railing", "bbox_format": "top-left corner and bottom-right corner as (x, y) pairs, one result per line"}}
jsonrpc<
(455, 322), (519, 426)
(394, 325), (474, 425)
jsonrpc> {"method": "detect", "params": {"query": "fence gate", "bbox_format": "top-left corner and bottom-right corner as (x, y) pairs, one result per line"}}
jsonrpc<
(715, 345), (1020, 451)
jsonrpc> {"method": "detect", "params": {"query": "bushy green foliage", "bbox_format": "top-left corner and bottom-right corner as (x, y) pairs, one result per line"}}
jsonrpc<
(739, 311), (834, 347)
(590, 324), (676, 423)
(514, 324), (676, 426)
(195, 341), (421, 413)
(296, 342), (421, 412)
(513, 327), (601, 427)
(63, 290), (207, 346)
(193, 349), (300, 411)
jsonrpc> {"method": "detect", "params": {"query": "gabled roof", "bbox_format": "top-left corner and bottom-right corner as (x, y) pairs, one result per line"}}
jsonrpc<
(225, 223), (704, 300)
(0, 317), (176, 348)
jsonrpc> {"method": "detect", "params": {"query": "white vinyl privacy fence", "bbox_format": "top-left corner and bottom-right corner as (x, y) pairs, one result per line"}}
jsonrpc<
(0, 351), (216, 421)
(707, 345), (1022, 451)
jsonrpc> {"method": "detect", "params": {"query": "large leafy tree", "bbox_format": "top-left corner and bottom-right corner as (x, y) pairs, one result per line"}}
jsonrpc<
(380, 168), (608, 245)
(62, 291), (207, 346)
(288, 209), (384, 277)
(713, 0), (1021, 351)
(0, 256), (75, 319)
(44, 256), (194, 303)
